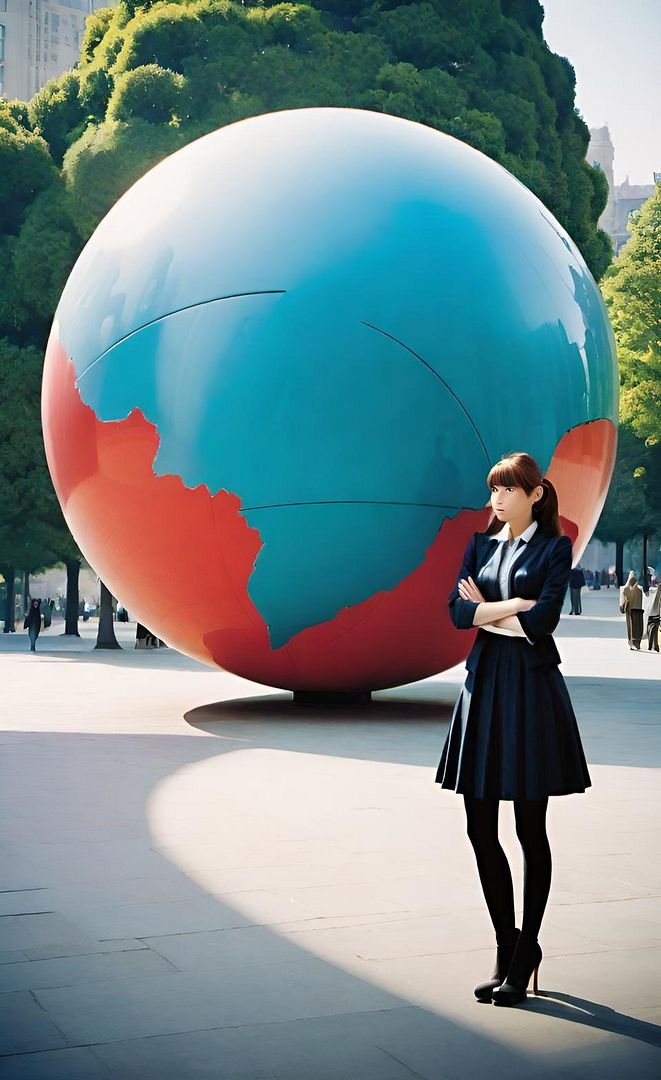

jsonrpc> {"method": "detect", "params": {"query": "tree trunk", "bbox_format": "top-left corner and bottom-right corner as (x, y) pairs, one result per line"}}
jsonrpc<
(23, 571), (30, 613)
(64, 558), (81, 636)
(642, 532), (649, 589)
(615, 540), (624, 587)
(95, 581), (121, 649)
(2, 565), (16, 632)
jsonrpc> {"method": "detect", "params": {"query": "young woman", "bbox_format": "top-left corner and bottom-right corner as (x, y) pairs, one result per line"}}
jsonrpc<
(436, 452), (591, 1006)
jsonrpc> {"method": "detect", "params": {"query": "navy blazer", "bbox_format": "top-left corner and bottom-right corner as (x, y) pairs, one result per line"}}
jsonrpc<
(449, 528), (573, 671)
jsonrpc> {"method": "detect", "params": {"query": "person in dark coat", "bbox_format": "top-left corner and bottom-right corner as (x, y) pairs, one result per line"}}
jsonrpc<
(23, 598), (42, 652)
(568, 564), (586, 614)
(435, 451), (591, 1008)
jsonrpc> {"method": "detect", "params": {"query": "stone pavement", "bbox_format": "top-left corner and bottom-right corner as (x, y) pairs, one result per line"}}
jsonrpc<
(0, 589), (659, 1078)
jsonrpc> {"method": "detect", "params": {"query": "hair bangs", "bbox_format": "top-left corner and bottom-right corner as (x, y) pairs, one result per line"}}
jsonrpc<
(487, 460), (527, 490)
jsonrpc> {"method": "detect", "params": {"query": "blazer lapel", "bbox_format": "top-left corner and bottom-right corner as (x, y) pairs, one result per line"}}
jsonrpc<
(476, 537), (502, 600)
(506, 526), (545, 597)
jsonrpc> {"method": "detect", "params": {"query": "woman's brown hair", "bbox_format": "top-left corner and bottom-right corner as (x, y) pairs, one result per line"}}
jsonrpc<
(485, 452), (562, 537)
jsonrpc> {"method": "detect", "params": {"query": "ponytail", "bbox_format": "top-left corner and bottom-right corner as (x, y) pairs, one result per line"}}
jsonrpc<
(532, 477), (562, 536)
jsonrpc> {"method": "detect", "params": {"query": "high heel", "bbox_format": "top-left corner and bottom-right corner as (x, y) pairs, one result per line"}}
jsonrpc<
(474, 928), (520, 1002)
(491, 936), (542, 1006)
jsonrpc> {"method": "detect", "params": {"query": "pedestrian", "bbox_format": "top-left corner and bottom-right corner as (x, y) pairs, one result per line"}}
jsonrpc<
(645, 583), (660, 653)
(135, 622), (159, 648)
(436, 451), (591, 1007)
(568, 564), (585, 614)
(43, 597), (53, 629)
(620, 571), (644, 650)
(23, 598), (42, 652)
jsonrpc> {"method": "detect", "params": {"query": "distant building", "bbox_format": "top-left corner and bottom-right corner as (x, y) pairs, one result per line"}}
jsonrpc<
(0, 0), (115, 103)
(588, 125), (657, 255)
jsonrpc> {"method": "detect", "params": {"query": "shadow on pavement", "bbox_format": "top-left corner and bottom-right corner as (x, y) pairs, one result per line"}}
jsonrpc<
(185, 675), (661, 768)
(522, 990), (661, 1049)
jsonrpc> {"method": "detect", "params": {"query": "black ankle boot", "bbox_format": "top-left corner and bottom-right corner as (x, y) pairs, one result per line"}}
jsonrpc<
(474, 928), (520, 1002)
(492, 935), (542, 1006)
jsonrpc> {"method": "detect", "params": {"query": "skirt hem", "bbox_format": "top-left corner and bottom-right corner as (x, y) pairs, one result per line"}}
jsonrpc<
(434, 777), (592, 800)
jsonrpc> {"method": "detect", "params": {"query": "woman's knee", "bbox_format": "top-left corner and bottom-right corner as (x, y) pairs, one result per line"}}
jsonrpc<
(464, 797), (499, 850)
(513, 799), (549, 849)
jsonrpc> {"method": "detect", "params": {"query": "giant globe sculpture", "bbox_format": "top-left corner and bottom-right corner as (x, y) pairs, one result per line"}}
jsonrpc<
(42, 108), (617, 693)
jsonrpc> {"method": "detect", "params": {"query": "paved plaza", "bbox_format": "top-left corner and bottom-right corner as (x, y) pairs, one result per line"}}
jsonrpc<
(0, 587), (659, 1078)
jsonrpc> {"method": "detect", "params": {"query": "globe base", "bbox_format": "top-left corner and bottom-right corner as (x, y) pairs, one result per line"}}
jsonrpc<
(293, 690), (372, 707)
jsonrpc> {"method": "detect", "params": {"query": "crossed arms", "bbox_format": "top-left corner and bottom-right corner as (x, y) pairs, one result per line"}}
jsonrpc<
(448, 533), (573, 644)
(458, 576), (534, 638)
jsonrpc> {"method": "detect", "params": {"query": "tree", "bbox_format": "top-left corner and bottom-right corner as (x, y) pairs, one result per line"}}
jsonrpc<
(96, 581), (121, 649)
(601, 184), (661, 446)
(594, 424), (661, 585)
(0, 104), (79, 349)
(0, 337), (84, 633)
(21, 0), (612, 280)
(29, 71), (87, 167)
(0, 111), (56, 239)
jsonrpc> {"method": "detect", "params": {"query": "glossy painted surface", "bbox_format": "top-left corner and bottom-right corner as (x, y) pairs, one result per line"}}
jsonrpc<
(43, 108), (618, 690)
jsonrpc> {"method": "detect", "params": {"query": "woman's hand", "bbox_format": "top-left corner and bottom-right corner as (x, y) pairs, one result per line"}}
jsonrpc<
(515, 597), (536, 612)
(458, 576), (486, 603)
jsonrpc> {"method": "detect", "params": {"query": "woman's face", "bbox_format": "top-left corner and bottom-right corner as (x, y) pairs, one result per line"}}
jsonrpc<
(490, 483), (542, 524)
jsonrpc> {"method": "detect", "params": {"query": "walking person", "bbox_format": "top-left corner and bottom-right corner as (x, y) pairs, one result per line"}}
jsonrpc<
(620, 571), (644, 650)
(436, 452), (591, 1006)
(644, 582), (660, 653)
(568, 564), (585, 614)
(23, 598), (42, 652)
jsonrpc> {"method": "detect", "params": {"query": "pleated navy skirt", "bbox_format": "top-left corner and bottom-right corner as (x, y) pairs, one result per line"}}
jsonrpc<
(436, 635), (591, 800)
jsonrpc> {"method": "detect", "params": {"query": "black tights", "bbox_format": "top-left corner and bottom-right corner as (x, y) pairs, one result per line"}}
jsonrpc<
(463, 796), (552, 943)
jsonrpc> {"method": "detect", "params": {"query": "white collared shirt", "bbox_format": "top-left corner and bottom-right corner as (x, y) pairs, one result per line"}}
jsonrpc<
(481, 519), (538, 644)
(494, 519), (538, 600)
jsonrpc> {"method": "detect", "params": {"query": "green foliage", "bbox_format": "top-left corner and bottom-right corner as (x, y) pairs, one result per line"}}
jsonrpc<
(31, 0), (611, 279)
(29, 72), (87, 166)
(0, 118), (78, 347)
(0, 100), (32, 132)
(80, 6), (116, 65)
(107, 64), (185, 123)
(501, 0), (544, 34)
(361, 4), (473, 71)
(601, 185), (661, 446)
(12, 184), (79, 325)
(0, 236), (29, 342)
(0, 338), (73, 570)
(62, 118), (190, 241)
(590, 161), (609, 222)
(0, 125), (56, 236)
(78, 66), (114, 123)
(595, 424), (661, 546)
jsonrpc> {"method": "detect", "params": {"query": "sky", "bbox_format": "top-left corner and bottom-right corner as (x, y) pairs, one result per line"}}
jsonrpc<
(541, 0), (660, 185)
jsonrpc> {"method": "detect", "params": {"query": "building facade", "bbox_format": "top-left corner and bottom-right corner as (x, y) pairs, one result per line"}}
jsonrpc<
(0, 0), (114, 103)
(588, 125), (657, 255)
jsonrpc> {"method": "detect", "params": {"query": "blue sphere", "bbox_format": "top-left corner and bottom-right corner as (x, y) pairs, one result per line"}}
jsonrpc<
(44, 108), (617, 688)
